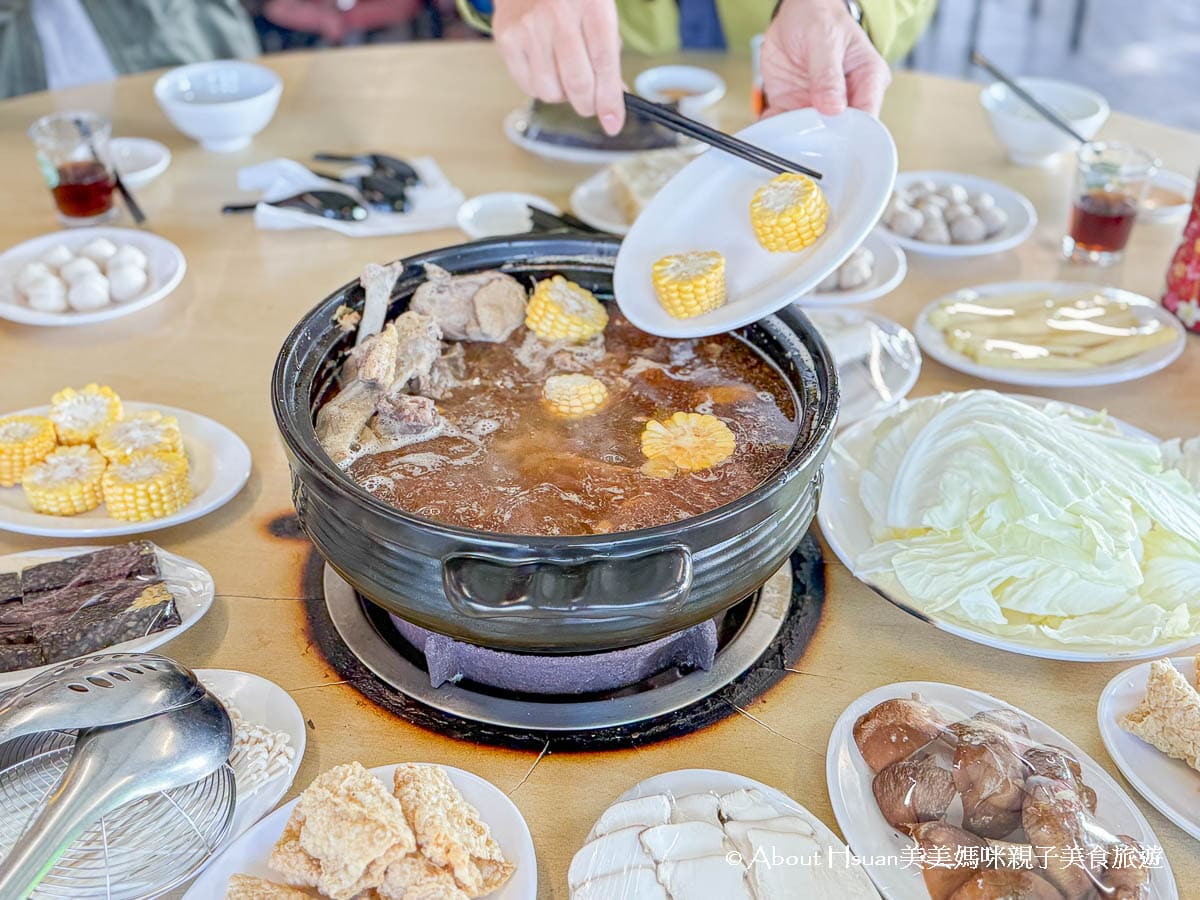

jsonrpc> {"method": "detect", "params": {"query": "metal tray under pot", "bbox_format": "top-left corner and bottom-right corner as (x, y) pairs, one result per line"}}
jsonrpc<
(272, 235), (839, 653)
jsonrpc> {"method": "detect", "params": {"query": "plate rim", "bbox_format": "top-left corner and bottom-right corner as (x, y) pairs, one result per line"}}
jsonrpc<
(826, 680), (1178, 900)
(798, 230), (909, 307)
(913, 281), (1187, 387)
(884, 170), (1038, 257)
(0, 400), (251, 538)
(817, 392), (1200, 662)
(504, 108), (654, 165)
(1097, 656), (1200, 843)
(181, 762), (538, 900)
(0, 226), (186, 327)
(569, 167), (630, 236)
(0, 544), (214, 688)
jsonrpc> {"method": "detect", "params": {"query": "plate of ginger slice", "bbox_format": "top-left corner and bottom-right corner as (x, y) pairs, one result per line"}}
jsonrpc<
(185, 761), (536, 899)
(613, 108), (897, 339)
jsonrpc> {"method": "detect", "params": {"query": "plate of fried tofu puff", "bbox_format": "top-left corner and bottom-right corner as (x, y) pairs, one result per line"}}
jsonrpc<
(612, 108), (897, 338)
(0, 383), (251, 536)
(1099, 656), (1200, 843)
(0, 226), (185, 326)
(184, 760), (536, 899)
(569, 769), (879, 899)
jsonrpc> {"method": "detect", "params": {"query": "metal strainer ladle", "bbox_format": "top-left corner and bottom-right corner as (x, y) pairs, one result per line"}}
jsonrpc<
(0, 653), (204, 746)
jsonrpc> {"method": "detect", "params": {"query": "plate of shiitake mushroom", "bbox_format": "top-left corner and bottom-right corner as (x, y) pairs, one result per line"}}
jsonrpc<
(826, 682), (1177, 899)
(882, 172), (1037, 258)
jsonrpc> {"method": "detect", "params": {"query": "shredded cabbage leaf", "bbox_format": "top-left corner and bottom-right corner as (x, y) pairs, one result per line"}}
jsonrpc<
(852, 391), (1200, 646)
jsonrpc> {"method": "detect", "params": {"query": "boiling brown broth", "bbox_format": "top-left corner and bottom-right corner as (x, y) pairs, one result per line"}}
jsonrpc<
(348, 313), (799, 535)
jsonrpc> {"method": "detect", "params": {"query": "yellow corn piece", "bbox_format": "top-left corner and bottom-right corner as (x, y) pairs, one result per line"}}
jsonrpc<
(102, 451), (192, 522)
(640, 412), (736, 471)
(750, 173), (829, 252)
(640, 457), (679, 479)
(525, 276), (609, 343)
(49, 384), (122, 445)
(96, 411), (184, 463)
(0, 415), (57, 487)
(542, 374), (609, 418)
(22, 446), (106, 516)
(652, 251), (726, 319)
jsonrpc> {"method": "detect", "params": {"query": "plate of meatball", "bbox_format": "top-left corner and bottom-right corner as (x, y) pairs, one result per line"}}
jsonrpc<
(883, 171), (1037, 258)
(797, 228), (908, 306)
(0, 227), (186, 326)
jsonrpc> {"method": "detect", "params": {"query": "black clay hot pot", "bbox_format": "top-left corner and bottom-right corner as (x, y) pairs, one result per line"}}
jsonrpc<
(272, 235), (839, 653)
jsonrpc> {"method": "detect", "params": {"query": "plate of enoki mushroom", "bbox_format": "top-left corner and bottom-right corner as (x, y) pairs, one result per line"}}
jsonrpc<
(826, 682), (1178, 900)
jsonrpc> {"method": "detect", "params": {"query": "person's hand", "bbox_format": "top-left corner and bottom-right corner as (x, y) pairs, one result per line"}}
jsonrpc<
(761, 0), (891, 117)
(492, 0), (626, 134)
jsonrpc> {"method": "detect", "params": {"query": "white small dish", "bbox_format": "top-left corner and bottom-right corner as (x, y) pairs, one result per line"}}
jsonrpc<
(457, 192), (560, 240)
(0, 545), (213, 689)
(885, 171), (1037, 257)
(570, 168), (631, 235)
(828, 681), (1178, 900)
(614, 108), (897, 338)
(0, 227), (185, 327)
(914, 281), (1187, 388)
(194, 669), (307, 847)
(110, 137), (171, 188)
(805, 309), (921, 428)
(1141, 169), (1195, 224)
(1098, 656), (1200, 843)
(980, 77), (1109, 167)
(634, 65), (727, 118)
(596, 769), (878, 896)
(818, 394), (1200, 662)
(797, 229), (907, 306)
(0, 401), (251, 538)
(183, 763), (537, 899)
(154, 61), (282, 152)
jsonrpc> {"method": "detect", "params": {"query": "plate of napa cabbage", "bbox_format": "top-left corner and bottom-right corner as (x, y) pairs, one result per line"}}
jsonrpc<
(818, 390), (1200, 661)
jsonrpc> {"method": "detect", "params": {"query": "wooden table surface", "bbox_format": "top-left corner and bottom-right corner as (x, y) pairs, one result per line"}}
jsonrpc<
(0, 41), (1196, 898)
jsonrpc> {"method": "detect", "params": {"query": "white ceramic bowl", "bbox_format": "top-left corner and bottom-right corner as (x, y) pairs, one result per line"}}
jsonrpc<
(634, 65), (726, 118)
(154, 61), (282, 152)
(980, 77), (1108, 167)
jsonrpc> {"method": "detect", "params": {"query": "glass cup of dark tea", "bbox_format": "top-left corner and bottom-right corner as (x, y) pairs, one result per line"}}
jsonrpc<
(1064, 141), (1159, 265)
(28, 111), (117, 226)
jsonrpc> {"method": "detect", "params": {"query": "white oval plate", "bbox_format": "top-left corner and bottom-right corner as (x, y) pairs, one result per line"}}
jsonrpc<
(0, 401), (250, 537)
(1098, 656), (1200, 843)
(183, 763), (537, 899)
(828, 681), (1178, 900)
(914, 281), (1187, 387)
(194, 669), (307, 848)
(111, 137), (172, 189)
(883, 171), (1037, 257)
(504, 108), (682, 166)
(457, 192), (560, 240)
(818, 393), (1200, 662)
(0, 227), (186, 327)
(805, 309), (921, 428)
(594, 768), (878, 895)
(614, 108), (897, 339)
(797, 230), (908, 307)
(570, 168), (631, 235)
(0, 545), (213, 689)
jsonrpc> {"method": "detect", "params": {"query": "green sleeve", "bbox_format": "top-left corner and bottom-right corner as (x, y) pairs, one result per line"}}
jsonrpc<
(858, 0), (937, 62)
(455, 0), (493, 34)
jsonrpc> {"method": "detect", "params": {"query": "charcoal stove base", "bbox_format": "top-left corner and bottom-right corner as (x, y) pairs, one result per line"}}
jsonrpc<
(308, 531), (825, 751)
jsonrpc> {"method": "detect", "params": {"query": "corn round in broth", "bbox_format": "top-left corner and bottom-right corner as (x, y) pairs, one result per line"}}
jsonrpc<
(652, 251), (726, 319)
(96, 411), (184, 463)
(0, 415), (57, 487)
(542, 374), (609, 418)
(49, 384), (122, 445)
(22, 446), (106, 516)
(102, 451), (192, 522)
(525, 276), (609, 343)
(640, 412), (736, 472)
(750, 173), (829, 252)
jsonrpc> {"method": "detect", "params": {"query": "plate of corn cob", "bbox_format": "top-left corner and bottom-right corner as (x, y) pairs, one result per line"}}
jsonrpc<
(612, 108), (897, 338)
(0, 384), (251, 537)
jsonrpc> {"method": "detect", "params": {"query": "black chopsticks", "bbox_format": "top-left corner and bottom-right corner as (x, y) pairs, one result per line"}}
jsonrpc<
(624, 92), (823, 180)
(74, 116), (146, 226)
(971, 52), (1087, 145)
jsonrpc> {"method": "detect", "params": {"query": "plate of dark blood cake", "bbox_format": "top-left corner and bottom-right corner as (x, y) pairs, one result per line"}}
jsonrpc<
(0, 540), (213, 688)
